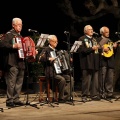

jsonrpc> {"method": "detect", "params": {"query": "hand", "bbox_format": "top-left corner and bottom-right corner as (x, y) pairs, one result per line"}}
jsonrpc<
(92, 45), (98, 50)
(113, 43), (117, 48)
(70, 58), (73, 62)
(97, 45), (100, 49)
(13, 43), (22, 49)
(49, 57), (56, 62)
(35, 49), (38, 54)
(103, 47), (109, 52)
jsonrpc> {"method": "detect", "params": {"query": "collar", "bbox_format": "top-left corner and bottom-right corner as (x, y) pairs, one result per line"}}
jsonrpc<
(49, 45), (56, 51)
(86, 35), (92, 39)
(101, 36), (108, 39)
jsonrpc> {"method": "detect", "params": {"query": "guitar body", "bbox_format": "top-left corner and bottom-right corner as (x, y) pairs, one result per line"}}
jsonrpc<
(102, 44), (114, 57)
(101, 40), (120, 57)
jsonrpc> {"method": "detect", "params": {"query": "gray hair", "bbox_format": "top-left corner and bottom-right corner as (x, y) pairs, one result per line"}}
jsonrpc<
(99, 26), (109, 34)
(48, 35), (57, 42)
(12, 17), (22, 25)
(84, 25), (92, 33)
(100, 27), (104, 34)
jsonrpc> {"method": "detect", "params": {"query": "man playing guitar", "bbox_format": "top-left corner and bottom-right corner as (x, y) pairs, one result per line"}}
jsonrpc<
(98, 26), (117, 99)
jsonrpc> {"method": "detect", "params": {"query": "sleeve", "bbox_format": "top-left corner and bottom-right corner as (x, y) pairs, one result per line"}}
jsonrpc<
(39, 48), (49, 63)
(78, 36), (94, 54)
(0, 32), (13, 48)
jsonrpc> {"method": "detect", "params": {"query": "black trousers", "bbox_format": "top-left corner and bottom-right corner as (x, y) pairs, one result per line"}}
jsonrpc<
(5, 66), (24, 103)
(99, 66), (114, 96)
(53, 74), (74, 99)
(82, 69), (99, 97)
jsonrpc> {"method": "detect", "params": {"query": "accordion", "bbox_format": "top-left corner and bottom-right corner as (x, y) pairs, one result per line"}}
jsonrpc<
(50, 50), (69, 74)
(15, 36), (36, 62)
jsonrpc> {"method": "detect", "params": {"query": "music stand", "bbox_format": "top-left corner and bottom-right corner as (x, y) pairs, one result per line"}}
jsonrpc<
(65, 32), (82, 105)
(36, 33), (49, 48)
(70, 41), (82, 53)
(67, 41), (82, 104)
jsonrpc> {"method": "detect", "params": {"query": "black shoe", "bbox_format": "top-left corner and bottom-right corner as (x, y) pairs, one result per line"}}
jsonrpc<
(64, 95), (71, 101)
(58, 99), (66, 103)
(106, 95), (116, 99)
(6, 102), (15, 107)
(82, 96), (88, 102)
(14, 101), (24, 106)
(100, 94), (106, 99)
(92, 96), (101, 101)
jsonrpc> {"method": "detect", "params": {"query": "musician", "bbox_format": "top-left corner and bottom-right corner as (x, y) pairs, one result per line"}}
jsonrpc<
(78, 25), (100, 102)
(113, 43), (120, 91)
(98, 26), (117, 99)
(39, 35), (74, 103)
(1, 17), (25, 107)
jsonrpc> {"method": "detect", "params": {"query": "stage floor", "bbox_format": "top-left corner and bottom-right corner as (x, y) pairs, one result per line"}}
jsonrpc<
(0, 91), (120, 120)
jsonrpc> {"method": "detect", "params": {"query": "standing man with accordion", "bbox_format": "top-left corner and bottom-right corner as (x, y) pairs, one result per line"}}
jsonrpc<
(39, 35), (74, 103)
(1, 17), (25, 107)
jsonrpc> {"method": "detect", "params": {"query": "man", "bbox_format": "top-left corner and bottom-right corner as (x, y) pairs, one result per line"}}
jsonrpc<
(98, 26), (117, 99)
(1, 17), (25, 107)
(78, 25), (100, 102)
(39, 35), (74, 103)
(113, 43), (120, 91)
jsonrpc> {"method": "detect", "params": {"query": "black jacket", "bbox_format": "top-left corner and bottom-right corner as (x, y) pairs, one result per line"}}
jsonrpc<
(78, 35), (100, 70)
(1, 29), (25, 71)
(98, 37), (116, 69)
(39, 46), (56, 78)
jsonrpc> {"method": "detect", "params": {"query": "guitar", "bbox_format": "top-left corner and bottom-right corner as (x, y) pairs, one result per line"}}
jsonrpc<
(102, 40), (120, 57)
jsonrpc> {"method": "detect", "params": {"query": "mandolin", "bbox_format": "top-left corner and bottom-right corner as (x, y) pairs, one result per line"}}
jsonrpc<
(102, 40), (120, 57)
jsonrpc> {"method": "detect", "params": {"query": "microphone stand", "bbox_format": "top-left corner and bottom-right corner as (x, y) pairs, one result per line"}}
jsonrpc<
(24, 58), (40, 109)
(64, 32), (74, 106)
(39, 51), (55, 107)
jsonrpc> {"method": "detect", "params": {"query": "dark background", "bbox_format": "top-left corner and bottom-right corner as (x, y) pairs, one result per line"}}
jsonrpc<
(0, 1), (119, 47)
(0, 0), (120, 92)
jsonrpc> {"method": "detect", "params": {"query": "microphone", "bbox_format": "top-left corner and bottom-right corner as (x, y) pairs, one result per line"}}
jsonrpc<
(28, 29), (38, 33)
(64, 31), (69, 34)
(93, 32), (99, 35)
(63, 41), (69, 44)
(115, 32), (120, 35)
